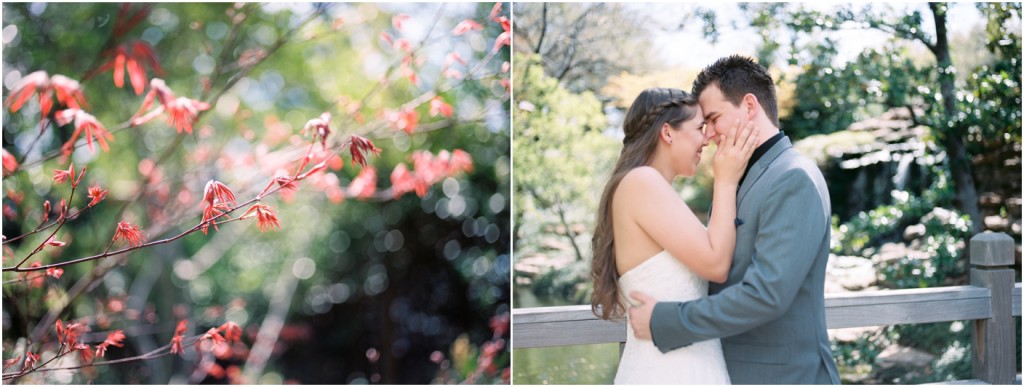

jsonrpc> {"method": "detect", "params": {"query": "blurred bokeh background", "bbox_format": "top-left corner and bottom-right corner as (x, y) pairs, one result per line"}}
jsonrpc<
(512, 2), (1020, 384)
(2, 2), (509, 384)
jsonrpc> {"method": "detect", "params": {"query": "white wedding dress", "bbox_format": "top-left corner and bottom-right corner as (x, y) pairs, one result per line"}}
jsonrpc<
(613, 250), (731, 385)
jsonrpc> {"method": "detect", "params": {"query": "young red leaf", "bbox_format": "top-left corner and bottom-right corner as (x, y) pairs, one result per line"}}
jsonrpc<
(2, 356), (21, 371)
(52, 163), (75, 185)
(87, 184), (108, 206)
(383, 108), (419, 134)
(112, 220), (146, 247)
(50, 74), (89, 110)
(7, 71), (45, 113)
(46, 267), (64, 279)
(165, 97), (210, 134)
(493, 30), (510, 52)
(103, 330), (126, 348)
(170, 320), (188, 356)
(1, 149), (18, 177)
(348, 167), (377, 199)
(113, 46), (128, 89)
(55, 109), (113, 154)
(24, 352), (40, 370)
(429, 97), (453, 118)
(45, 236), (66, 248)
(392, 14), (411, 31)
(302, 112), (332, 149)
(488, 2), (503, 21)
(200, 202), (230, 235)
(452, 19), (483, 36)
(347, 135), (381, 168)
(217, 321), (242, 343)
(203, 180), (237, 207)
(241, 204), (280, 233)
(390, 163), (423, 198)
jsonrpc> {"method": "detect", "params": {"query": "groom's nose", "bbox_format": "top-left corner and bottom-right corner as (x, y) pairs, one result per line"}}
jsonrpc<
(704, 124), (719, 144)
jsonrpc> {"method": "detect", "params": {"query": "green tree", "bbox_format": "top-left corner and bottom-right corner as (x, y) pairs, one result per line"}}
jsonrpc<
(743, 2), (1023, 234)
(512, 55), (615, 262)
(512, 3), (654, 96)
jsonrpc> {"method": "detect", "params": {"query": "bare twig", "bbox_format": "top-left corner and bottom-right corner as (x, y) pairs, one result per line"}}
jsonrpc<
(2, 333), (208, 380)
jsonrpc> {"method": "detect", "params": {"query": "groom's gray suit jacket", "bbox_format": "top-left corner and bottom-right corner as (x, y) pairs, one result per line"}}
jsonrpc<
(650, 137), (841, 384)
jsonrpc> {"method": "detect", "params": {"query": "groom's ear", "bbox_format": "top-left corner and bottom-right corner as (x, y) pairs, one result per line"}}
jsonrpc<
(742, 93), (759, 120)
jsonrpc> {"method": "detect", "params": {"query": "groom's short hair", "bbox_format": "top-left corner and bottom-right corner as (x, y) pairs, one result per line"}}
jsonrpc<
(692, 55), (780, 128)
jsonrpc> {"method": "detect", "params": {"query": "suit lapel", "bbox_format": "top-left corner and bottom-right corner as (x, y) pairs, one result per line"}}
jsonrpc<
(737, 137), (792, 206)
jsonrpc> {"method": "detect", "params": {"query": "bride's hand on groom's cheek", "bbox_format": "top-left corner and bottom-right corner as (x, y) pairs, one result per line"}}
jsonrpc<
(628, 291), (657, 340)
(712, 119), (758, 183)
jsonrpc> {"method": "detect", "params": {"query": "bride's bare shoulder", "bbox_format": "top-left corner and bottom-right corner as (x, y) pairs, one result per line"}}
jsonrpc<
(619, 166), (668, 191)
(614, 167), (670, 209)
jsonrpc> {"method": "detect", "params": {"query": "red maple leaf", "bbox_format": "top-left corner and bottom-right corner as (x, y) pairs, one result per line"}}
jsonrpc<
(112, 220), (146, 247)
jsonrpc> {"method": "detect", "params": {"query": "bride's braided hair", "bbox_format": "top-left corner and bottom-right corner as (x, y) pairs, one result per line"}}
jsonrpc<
(591, 88), (699, 320)
(624, 97), (693, 145)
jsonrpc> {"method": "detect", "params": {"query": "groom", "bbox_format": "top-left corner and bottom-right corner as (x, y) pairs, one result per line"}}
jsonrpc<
(628, 55), (841, 384)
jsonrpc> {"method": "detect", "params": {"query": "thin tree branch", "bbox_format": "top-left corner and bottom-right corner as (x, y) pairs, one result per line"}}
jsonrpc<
(2, 334), (208, 380)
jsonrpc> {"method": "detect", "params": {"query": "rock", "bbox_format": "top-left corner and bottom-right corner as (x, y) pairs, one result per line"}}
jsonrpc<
(921, 207), (956, 225)
(875, 344), (935, 369)
(540, 238), (571, 252)
(985, 215), (1010, 232)
(908, 238), (924, 251)
(514, 252), (577, 283)
(829, 326), (882, 342)
(1006, 197), (1022, 213)
(874, 344), (936, 383)
(823, 281), (847, 294)
(979, 192), (1003, 207)
(841, 370), (874, 385)
(827, 255), (877, 291)
(872, 242), (931, 264)
(903, 224), (926, 241)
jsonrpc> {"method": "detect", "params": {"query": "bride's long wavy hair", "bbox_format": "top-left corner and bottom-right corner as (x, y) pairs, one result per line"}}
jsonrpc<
(590, 88), (700, 320)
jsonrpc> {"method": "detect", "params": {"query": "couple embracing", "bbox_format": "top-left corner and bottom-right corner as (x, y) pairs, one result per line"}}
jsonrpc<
(590, 55), (842, 384)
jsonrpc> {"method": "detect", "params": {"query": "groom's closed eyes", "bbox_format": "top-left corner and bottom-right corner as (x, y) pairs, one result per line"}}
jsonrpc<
(705, 112), (721, 126)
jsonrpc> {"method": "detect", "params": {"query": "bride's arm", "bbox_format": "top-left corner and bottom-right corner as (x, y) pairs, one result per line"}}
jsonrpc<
(624, 121), (756, 282)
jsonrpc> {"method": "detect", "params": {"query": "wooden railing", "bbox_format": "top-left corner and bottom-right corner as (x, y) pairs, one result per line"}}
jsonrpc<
(513, 233), (1022, 385)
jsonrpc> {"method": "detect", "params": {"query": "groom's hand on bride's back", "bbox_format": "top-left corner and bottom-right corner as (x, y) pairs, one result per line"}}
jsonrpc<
(627, 291), (657, 340)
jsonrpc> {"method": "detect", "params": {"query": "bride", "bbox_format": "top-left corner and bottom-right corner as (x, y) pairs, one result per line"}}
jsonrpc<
(590, 87), (756, 384)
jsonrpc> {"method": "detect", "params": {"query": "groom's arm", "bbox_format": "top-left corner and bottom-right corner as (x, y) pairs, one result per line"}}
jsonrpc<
(650, 168), (827, 352)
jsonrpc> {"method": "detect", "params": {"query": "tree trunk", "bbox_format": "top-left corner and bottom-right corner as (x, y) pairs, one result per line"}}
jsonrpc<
(527, 187), (585, 262)
(929, 2), (984, 234)
(533, 3), (547, 55)
(554, 203), (586, 262)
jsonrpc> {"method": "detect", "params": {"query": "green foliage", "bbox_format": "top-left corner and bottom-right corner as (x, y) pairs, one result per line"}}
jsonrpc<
(832, 330), (888, 382)
(513, 343), (619, 384)
(833, 166), (961, 255)
(831, 164), (978, 382)
(776, 40), (937, 141)
(531, 260), (591, 305)
(512, 54), (616, 260)
(961, 3), (1023, 150)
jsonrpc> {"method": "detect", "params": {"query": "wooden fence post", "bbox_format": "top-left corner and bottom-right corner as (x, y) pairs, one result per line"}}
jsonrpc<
(969, 232), (1016, 385)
